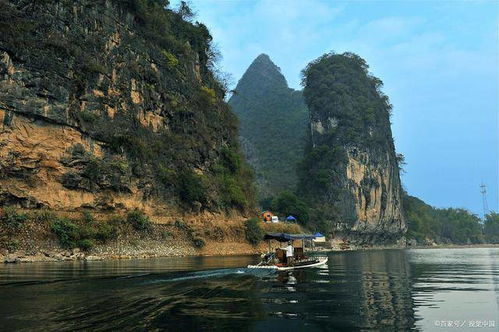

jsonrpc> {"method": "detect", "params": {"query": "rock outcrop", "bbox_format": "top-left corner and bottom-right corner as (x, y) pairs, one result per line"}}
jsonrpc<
(0, 0), (254, 213)
(299, 52), (405, 241)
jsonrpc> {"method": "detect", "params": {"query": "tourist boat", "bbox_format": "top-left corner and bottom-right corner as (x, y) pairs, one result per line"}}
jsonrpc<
(247, 233), (328, 271)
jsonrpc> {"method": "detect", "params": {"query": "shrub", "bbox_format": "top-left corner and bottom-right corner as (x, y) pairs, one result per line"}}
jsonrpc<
(177, 169), (207, 206)
(0, 206), (28, 228)
(201, 86), (217, 105)
(245, 218), (264, 246)
(78, 110), (100, 123)
(31, 209), (56, 223)
(5, 240), (19, 252)
(83, 211), (94, 224)
(94, 222), (118, 242)
(78, 239), (94, 251)
(193, 236), (206, 248)
(51, 216), (117, 250)
(51, 218), (79, 249)
(191, 230), (206, 248)
(161, 231), (173, 239)
(161, 50), (179, 68)
(127, 209), (151, 231)
(217, 174), (247, 210)
(108, 214), (126, 225)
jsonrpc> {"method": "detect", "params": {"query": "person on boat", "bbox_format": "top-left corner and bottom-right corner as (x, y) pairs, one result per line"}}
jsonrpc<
(285, 241), (294, 265)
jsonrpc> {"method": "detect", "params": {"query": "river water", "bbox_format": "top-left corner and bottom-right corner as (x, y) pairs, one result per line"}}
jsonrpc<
(0, 248), (498, 331)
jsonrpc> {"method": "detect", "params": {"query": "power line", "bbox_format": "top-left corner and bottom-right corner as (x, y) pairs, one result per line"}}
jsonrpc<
(480, 182), (489, 218)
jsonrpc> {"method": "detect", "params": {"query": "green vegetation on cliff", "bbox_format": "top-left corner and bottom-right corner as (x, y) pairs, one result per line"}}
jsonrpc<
(229, 54), (308, 199)
(0, 0), (254, 212)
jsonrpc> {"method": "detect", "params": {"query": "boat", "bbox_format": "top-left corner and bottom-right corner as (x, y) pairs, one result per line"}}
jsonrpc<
(247, 256), (328, 270)
(247, 233), (329, 271)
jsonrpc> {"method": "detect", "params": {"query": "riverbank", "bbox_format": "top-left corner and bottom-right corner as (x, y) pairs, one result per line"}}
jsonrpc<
(0, 208), (303, 263)
(4, 237), (498, 264)
(3, 207), (496, 264)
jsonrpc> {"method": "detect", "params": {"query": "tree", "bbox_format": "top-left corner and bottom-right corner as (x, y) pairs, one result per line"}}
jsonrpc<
(484, 212), (499, 243)
(245, 218), (264, 245)
(271, 191), (309, 224)
(404, 193), (484, 244)
(177, 1), (194, 20)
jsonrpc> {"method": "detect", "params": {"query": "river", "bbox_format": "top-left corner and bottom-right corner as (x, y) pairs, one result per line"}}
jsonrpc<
(0, 248), (498, 331)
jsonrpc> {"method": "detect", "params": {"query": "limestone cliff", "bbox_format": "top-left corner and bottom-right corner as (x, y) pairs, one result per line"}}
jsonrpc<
(0, 0), (254, 213)
(299, 52), (405, 241)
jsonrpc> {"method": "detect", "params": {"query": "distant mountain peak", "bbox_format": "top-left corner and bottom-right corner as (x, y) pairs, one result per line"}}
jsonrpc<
(236, 54), (288, 92)
(228, 55), (307, 197)
(253, 53), (273, 65)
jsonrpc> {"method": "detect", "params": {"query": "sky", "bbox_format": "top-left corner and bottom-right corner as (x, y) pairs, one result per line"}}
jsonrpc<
(172, 0), (498, 217)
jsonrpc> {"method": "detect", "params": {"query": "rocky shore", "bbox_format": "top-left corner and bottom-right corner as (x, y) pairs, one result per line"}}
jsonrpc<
(0, 239), (266, 264)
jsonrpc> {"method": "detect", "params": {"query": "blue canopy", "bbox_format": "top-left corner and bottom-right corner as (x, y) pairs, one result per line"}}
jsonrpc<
(263, 233), (316, 242)
(286, 215), (297, 221)
(314, 232), (324, 237)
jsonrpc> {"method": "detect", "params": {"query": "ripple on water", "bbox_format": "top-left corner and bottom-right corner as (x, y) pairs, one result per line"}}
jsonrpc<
(0, 249), (498, 331)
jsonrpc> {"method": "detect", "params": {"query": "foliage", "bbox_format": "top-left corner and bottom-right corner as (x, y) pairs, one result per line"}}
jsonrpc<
(228, 54), (308, 198)
(176, 169), (208, 207)
(161, 50), (179, 67)
(259, 197), (273, 211)
(0, 206), (28, 229)
(301, 52), (394, 146)
(31, 209), (56, 223)
(484, 212), (499, 243)
(5, 240), (19, 252)
(51, 217), (117, 250)
(244, 217), (264, 245)
(201, 86), (217, 105)
(404, 194), (484, 244)
(191, 229), (206, 248)
(83, 211), (94, 224)
(94, 222), (118, 242)
(78, 239), (94, 251)
(126, 209), (151, 231)
(61, 144), (131, 193)
(51, 218), (80, 249)
(271, 191), (309, 224)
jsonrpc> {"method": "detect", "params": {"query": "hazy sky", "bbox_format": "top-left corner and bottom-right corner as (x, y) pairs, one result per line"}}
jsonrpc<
(172, 0), (498, 217)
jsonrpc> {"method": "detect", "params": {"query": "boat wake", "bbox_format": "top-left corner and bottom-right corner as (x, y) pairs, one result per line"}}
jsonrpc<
(142, 267), (276, 284)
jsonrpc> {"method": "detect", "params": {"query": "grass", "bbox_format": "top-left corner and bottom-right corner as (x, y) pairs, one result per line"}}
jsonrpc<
(261, 222), (303, 234)
(0, 206), (28, 229)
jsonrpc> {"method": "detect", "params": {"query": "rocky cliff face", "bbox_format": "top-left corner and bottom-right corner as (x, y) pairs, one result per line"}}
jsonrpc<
(229, 54), (308, 198)
(300, 52), (405, 241)
(0, 0), (254, 213)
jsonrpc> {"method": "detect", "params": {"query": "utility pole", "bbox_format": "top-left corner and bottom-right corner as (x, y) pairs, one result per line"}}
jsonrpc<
(480, 182), (489, 218)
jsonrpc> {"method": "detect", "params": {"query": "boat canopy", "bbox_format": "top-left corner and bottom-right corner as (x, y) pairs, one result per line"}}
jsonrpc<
(263, 233), (316, 242)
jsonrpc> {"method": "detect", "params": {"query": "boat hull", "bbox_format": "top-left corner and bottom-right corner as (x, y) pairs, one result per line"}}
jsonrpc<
(247, 257), (328, 271)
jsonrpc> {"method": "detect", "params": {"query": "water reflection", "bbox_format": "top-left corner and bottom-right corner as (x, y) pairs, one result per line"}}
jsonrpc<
(259, 250), (416, 331)
(0, 249), (498, 331)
